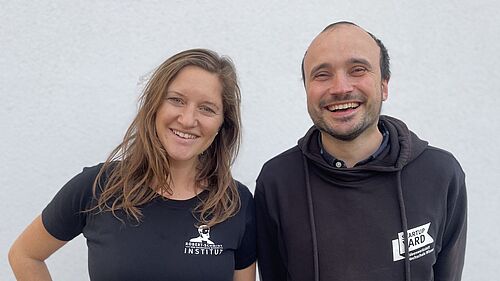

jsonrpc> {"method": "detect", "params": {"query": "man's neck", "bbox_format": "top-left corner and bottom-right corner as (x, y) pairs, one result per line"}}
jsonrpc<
(320, 124), (383, 168)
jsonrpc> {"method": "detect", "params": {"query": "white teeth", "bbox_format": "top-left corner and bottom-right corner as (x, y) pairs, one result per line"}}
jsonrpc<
(172, 129), (197, 139)
(327, 102), (359, 111)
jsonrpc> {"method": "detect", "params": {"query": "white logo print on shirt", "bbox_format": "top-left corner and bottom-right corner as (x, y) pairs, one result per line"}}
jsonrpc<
(392, 222), (435, 261)
(184, 225), (223, 256)
(189, 225), (214, 244)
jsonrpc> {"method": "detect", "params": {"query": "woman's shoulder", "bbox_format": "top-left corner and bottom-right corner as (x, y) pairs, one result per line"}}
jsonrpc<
(233, 181), (255, 215)
(81, 162), (105, 175)
(71, 163), (105, 186)
(79, 161), (120, 182)
(60, 162), (115, 198)
(234, 180), (253, 200)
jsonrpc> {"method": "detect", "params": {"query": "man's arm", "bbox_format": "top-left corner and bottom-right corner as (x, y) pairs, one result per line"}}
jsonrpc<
(434, 169), (467, 281)
(255, 183), (287, 281)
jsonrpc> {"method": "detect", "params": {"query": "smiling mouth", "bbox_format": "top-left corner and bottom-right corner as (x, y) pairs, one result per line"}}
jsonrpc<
(171, 129), (198, 139)
(327, 102), (360, 112)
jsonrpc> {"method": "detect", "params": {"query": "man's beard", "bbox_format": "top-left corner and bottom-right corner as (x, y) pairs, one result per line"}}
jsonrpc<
(309, 93), (383, 141)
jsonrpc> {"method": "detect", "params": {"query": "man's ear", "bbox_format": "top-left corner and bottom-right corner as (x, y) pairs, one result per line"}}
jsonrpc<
(381, 79), (389, 101)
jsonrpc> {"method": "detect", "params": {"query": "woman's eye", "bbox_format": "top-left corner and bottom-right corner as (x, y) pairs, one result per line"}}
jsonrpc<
(167, 97), (184, 105)
(199, 106), (216, 115)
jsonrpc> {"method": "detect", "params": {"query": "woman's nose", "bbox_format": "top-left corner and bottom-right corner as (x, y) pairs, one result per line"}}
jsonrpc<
(177, 106), (198, 127)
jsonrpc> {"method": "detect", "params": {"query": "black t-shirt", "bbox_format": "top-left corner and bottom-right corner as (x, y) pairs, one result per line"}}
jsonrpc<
(42, 164), (256, 281)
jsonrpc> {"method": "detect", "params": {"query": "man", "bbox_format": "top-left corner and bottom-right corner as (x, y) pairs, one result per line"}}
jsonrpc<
(255, 21), (466, 281)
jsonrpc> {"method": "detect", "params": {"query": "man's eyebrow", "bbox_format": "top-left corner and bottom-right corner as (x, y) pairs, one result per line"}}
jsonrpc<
(309, 63), (332, 77)
(349, 58), (372, 68)
(309, 58), (373, 76)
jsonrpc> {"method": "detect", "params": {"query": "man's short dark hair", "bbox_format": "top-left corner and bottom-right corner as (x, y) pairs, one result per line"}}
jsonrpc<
(301, 21), (390, 85)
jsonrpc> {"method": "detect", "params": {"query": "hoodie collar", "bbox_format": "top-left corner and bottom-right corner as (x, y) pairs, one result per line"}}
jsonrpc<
(298, 115), (428, 173)
(318, 121), (390, 168)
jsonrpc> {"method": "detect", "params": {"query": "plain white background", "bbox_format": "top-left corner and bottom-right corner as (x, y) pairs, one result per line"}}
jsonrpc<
(1, 1), (499, 280)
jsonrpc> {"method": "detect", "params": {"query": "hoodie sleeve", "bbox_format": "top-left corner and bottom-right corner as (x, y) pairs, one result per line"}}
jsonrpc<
(255, 180), (287, 281)
(434, 166), (467, 281)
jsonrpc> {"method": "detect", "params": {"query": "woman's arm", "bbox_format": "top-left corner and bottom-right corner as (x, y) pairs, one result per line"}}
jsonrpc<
(8, 215), (67, 281)
(233, 262), (256, 281)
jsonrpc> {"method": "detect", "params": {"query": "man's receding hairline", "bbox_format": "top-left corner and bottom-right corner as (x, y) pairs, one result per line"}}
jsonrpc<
(302, 21), (391, 84)
(321, 21), (359, 32)
(320, 22), (379, 49)
(304, 22), (378, 69)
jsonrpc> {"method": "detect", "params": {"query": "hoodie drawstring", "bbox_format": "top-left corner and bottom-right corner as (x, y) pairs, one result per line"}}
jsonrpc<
(303, 155), (320, 281)
(303, 154), (411, 281)
(396, 170), (411, 281)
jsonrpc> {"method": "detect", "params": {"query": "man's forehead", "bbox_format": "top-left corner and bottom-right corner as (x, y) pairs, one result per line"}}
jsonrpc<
(305, 24), (380, 63)
(300, 23), (388, 83)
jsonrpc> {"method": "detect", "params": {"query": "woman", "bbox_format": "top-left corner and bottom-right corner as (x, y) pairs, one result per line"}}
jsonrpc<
(8, 49), (256, 281)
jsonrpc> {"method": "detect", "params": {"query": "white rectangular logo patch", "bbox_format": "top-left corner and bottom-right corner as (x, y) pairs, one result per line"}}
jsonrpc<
(392, 222), (434, 261)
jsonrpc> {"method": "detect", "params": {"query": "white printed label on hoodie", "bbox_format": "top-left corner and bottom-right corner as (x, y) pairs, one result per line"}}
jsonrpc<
(392, 222), (434, 262)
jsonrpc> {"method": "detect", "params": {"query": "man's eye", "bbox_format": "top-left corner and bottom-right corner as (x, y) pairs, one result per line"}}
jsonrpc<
(314, 72), (330, 80)
(351, 67), (367, 76)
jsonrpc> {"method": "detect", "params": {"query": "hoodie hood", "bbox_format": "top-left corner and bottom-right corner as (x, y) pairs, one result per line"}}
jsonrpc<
(298, 115), (428, 174)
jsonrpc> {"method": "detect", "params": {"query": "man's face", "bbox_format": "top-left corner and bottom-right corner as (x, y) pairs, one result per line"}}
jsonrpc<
(199, 225), (210, 238)
(303, 24), (388, 141)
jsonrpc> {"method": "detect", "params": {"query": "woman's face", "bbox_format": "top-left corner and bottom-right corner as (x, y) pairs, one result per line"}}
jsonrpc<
(155, 66), (224, 167)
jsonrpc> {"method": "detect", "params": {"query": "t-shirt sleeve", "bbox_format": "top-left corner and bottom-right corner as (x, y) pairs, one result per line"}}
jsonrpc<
(234, 183), (257, 270)
(41, 164), (103, 241)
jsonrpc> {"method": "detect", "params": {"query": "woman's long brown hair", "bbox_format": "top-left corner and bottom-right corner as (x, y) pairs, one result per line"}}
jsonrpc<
(90, 49), (241, 227)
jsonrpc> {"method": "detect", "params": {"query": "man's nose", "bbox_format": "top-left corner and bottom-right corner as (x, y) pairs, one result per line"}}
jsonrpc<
(328, 73), (354, 95)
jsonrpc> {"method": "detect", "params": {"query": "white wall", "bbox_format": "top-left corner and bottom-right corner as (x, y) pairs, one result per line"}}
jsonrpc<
(1, 1), (498, 280)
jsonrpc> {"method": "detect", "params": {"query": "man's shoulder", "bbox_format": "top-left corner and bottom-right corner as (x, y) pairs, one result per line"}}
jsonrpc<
(257, 145), (304, 181)
(414, 145), (465, 177)
(263, 145), (303, 168)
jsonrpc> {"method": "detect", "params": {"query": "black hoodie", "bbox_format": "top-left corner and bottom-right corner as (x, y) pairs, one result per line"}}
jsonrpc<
(255, 115), (466, 281)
